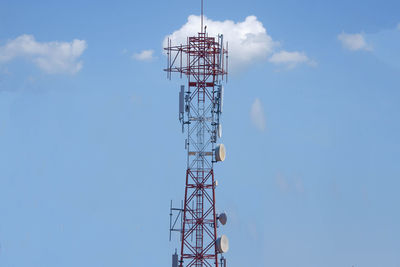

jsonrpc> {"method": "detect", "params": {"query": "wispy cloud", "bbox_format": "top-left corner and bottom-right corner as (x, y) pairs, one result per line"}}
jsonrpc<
(132, 50), (155, 62)
(250, 98), (266, 131)
(269, 50), (316, 69)
(276, 173), (289, 192)
(0, 34), (87, 74)
(337, 32), (372, 51)
(164, 15), (313, 71)
(397, 23), (400, 31)
(276, 172), (305, 194)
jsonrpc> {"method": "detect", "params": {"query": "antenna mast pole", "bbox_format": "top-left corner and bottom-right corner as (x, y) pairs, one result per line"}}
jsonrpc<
(201, 0), (203, 33)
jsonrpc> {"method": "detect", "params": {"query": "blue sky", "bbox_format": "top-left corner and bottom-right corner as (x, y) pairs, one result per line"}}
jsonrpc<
(0, 0), (400, 266)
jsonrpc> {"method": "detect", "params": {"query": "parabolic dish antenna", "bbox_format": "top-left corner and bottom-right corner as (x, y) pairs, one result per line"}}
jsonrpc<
(216, 235), (229, 253)
(218, 212), (227, 225)
(215, 144), (226, 162)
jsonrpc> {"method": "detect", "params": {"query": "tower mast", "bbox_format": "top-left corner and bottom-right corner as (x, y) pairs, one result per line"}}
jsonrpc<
(165, 2), (229, 266)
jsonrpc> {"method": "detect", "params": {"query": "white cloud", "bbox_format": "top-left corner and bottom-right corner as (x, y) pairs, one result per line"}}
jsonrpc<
(164, 15), (276, 70)
(250, 98), (266, 131)
(164, 15), (313, 71)
(397, 23), (400, 31)
(269, 50), (316, 69)
(337, 32), (372, 51)
(0, 34), (87, 74)
(133, 50), (155, 61)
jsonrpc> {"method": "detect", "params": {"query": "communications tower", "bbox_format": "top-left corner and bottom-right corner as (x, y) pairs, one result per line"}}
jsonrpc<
(165, 1), (229, 267)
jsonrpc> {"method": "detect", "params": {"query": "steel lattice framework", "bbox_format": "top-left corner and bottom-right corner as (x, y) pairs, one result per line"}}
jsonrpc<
(165, 26), (228, 267)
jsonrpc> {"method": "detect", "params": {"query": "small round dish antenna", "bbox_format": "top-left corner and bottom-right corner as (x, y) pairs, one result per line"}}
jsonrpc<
(215, 144), (226, 162)
(218, 212), (227, 225)
(216, 235), (229, 253)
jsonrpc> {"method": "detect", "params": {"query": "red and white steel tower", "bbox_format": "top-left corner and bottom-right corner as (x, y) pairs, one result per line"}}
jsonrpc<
(165, 2), (229, 267)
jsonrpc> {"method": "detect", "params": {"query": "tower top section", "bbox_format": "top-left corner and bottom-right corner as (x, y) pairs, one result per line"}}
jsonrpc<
(164, 31), (228, 82)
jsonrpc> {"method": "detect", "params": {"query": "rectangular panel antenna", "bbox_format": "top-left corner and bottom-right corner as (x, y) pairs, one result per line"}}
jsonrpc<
(179, 85), (184, 114)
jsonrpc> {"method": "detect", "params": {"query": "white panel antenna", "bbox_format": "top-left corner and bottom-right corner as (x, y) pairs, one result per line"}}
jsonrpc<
(219, 34), (224, 68)
(218, 123), (222, 138)
(220, 85), (224, 113)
